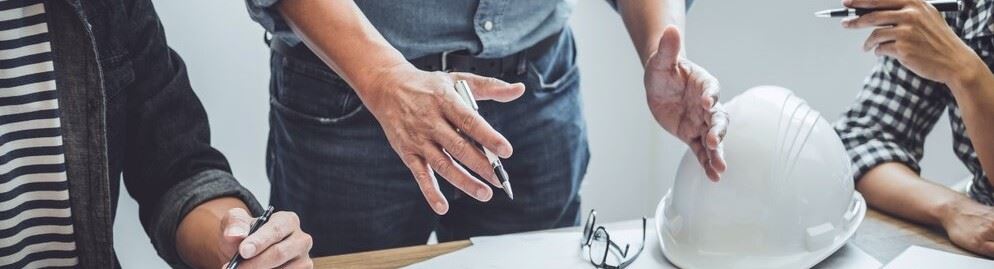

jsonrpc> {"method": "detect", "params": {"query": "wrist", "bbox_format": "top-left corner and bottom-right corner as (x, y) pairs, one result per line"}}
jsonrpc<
(947, 54), (989, 92)
(350, 60), (416, 100)
(177, 197), (248, 268)
(935, 196), (980, 228)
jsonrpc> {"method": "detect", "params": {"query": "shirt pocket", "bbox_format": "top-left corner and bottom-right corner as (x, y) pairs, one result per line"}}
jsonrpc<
(98, 50), (134, 103)
(271, 55), (365, 125)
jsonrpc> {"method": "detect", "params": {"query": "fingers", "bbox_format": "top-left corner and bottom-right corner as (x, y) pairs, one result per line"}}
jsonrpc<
(399, 154), (449, 214)
(422, 145), (493, 202)
(704, 103), (728, 177)
(698, 71), (720, 109)
(689, 142), (720, 182)
(655, 25), (683, 68)
(450, 72), (525, 103)
(442, 100), (513, 158)
(707, 142), (727, 174)
(239, 212), (301, 259)
(706, 103), (728, 149)
(703, 147), (721, 181)
(433, 123), (502, 187)
(235, 230), (313, 269)
(843, 0), (908, 9)
(842, 10), (909, 29)
(221, 208), (254, 243)
(874, 41), (900, 58)
(979, 241), (994, 257)
(862, 26), (905, 51)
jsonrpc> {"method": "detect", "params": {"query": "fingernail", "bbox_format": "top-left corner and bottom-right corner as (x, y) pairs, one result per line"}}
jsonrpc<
(240, 243), (257, 257)
(434, 202), (448, 214)
(498, 144), (513, 158)
(225, 226), (247, 237)
(476, 188), (491, 201)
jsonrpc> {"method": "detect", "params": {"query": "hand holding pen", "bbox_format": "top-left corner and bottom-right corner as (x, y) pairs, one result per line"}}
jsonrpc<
(815, 0), (959, 17)
(453, 80), (514, 199)
(219, 206), (313, 269)
(824, 0), (976, 86)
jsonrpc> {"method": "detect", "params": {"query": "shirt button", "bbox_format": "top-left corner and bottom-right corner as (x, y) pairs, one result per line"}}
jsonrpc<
(483, 20), (494, 31)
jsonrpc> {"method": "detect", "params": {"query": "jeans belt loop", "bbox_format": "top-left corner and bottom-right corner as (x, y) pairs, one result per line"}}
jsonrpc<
(440, 50), (455, 72)
(516, 54), (528, 75)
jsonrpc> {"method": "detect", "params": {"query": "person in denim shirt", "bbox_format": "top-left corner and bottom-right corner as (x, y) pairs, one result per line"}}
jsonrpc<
(245, 0), (728, 256)
(0, 0), (314, 268)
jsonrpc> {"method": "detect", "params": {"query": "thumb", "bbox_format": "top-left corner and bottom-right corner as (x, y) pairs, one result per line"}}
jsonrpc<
(654, 25), (682, 68)
(220, 208), (253, 246)
(451, 72), (525, 103)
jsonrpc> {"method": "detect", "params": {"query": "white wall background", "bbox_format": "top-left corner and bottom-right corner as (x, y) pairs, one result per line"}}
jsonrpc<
(117, 1), (969, 268)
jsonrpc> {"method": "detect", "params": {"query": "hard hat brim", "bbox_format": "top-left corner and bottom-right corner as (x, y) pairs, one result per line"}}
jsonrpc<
(655, 191), (867, 269)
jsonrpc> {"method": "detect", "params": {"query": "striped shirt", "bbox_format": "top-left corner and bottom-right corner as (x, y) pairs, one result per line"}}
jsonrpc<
(0, 0), (79, 268)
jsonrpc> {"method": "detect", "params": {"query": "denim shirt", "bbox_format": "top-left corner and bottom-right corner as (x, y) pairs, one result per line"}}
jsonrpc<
(245, 0), (693, 59)
(45, 0), (263, 268)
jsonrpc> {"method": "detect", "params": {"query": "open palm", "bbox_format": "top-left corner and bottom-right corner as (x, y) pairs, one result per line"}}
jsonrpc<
(644, 26), (728, 180)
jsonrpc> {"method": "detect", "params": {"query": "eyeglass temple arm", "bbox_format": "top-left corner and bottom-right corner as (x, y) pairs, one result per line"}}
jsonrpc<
(615, 218), (649, 269)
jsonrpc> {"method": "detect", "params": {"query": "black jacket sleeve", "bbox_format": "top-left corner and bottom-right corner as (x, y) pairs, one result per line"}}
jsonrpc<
(120, 1), (264, 267)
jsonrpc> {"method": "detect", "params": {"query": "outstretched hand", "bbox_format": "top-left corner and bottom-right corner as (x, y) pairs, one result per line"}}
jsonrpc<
(644, 26), (728, 181)
(359, 64), (526, 214)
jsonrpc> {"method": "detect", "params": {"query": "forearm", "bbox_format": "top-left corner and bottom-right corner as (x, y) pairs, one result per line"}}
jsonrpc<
(949, 60), (994, 187)
(617, 0), (686, 64)
(177, 197), (249, 269)
(858, 162), (974, 227)
(277, 0), (410, 94)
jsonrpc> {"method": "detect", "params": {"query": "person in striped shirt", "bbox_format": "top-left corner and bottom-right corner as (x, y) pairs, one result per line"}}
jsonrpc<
(0, 0), (312, 268)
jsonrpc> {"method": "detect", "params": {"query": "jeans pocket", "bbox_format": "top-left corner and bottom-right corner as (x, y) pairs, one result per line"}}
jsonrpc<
(526, 61), (579, 94)
(272, 55), (365, 125)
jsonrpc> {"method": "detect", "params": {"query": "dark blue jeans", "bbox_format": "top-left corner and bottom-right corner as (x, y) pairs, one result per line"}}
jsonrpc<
(267, 29), (589, 257)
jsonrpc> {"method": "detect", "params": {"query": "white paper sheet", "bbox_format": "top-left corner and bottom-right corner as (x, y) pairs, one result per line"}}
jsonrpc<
(812, 243), (881, 269)
(405, 223), (880, 269)
(883, 246), (993, 269)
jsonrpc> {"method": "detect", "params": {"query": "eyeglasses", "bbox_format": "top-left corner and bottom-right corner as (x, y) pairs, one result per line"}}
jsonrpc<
(580, 210), (647, 269)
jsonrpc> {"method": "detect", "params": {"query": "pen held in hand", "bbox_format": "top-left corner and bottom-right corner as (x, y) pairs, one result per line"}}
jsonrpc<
(225, 206), (275, 269)
(453, 80), (514, 200)
(814, 0), (960, 18)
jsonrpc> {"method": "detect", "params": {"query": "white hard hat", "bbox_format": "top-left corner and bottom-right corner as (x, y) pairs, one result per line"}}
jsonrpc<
(655, 86), (866, 269)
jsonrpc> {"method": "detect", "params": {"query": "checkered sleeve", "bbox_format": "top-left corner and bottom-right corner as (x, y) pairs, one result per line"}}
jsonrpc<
(834, 57), (950, 182)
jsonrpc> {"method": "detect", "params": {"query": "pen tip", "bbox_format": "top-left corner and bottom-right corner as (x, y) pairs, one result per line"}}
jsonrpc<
(814, 10), (831, 17)
(502, 182), (514, 200)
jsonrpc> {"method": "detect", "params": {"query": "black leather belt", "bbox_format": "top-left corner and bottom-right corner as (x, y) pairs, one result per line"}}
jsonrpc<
(269, 31), (562, 78)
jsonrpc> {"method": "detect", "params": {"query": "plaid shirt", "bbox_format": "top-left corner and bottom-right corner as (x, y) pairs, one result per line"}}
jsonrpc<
(835, 0), (994, 205)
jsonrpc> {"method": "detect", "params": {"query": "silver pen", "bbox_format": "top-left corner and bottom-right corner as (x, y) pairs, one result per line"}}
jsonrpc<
(814, 0), (960, 17)
(453, 80), (514, 200)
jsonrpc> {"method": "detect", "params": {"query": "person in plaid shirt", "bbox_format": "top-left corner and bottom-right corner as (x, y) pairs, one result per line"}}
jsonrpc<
(835, 0), (994, 257)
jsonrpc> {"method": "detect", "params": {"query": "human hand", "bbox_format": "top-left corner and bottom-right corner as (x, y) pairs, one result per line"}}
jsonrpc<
(939, 199), (994, 257)
(219, 208), (313, 268)
(357, 63), (526, 214)
(843, 0), (984, 86)
(644, 25), (728, 181)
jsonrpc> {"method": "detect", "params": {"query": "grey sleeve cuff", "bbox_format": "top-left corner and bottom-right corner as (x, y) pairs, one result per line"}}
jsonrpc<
(151, 169), (264, 268)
